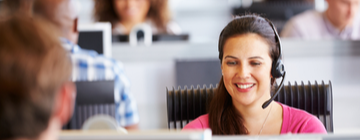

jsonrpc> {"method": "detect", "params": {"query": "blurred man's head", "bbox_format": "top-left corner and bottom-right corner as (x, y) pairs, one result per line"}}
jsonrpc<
(326, 0), (360, 30)
(33, 0), (80, 44)
(0, 15), (75, 140)
(0, 0), (33, 16)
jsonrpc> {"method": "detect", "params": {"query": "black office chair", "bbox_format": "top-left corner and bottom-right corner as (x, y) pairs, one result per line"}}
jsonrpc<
(166, 81), (333, 132)
(63, 80), (116, 129)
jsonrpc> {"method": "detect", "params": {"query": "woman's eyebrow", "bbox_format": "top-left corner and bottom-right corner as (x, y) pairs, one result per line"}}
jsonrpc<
(249, 56), (264, 60)
(225, 56), (264, 60)
(224, 55), (237, 59)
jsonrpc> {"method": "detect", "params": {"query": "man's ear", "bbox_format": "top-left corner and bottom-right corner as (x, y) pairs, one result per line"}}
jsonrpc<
(53, 81), (76, 126)
(73, 17), (78, 33)
(68, 17), (79, 44)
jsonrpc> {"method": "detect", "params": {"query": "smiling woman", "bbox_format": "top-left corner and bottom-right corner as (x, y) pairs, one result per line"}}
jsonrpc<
(182, 15), (327, 135)
(221, 33), (273, 110)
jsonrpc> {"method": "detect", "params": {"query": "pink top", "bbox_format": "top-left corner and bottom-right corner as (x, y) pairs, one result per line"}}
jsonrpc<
(183, 103), (327, 134)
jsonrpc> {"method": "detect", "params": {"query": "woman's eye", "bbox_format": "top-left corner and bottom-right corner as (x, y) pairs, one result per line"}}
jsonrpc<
(226, 61), (237, 65)
(251, 62), (261, 66)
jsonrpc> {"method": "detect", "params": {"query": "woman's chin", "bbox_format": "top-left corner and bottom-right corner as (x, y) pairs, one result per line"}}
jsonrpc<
(232, 96), (257, 107)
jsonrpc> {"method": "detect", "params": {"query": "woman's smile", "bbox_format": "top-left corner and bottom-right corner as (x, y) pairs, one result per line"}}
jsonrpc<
(235, 83), (256, 92)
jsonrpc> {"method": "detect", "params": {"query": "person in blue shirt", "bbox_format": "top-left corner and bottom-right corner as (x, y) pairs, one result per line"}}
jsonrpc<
(33, 0), (139, 129)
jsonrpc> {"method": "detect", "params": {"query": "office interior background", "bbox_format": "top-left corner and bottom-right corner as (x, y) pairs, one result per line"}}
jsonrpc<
(73, 0), (360, 132)
(0, 0), (359, 134)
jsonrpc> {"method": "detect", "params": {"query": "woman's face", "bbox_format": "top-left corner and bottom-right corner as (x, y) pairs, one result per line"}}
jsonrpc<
(114, 0), (150, 23)
(221, 33), (273, 107)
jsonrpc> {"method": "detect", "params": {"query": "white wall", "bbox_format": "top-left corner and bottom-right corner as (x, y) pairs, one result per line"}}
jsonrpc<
(123, 61), (175, 129)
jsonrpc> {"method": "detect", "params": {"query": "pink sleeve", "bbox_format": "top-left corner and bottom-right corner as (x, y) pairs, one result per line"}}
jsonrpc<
(182, 114), (209, 130)
(183, 119), (204, 129)
(299, 115), (327, 134)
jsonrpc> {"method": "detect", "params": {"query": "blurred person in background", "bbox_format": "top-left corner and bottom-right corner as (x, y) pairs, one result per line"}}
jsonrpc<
(0, 15), (75, 140)
(93, 0), (181, 35)
(281, 0), (360, 40)
(32, 0), (140, 129)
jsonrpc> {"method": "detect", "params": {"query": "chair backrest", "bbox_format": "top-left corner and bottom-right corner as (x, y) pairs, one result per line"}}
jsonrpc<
(63, 80), (116, 129)
(166, 81), (333, 132)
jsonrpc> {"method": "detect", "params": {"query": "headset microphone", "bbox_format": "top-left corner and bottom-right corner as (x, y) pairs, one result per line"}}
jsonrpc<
(262, 72), (286, 109)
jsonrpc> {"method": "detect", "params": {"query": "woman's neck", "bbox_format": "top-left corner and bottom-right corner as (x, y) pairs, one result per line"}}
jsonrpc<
(233, 94), (272, 122)
(119, 19), (146, 34)
(234, 100), (276, 135)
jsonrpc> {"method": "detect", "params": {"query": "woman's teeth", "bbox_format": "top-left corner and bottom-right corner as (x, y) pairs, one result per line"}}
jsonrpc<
(236, 84), (254, 89)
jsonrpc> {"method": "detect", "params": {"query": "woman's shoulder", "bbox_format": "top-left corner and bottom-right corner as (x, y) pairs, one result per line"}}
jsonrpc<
(280, 103), (327, 134)
(281, 103), (312, 116)
(182, 114), (209, 130)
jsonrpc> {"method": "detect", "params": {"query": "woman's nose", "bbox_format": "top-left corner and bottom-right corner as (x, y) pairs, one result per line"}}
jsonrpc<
(236, 65), (250, 79)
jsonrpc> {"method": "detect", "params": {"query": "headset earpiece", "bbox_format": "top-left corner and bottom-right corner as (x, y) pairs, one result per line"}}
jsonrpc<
(271, 59), (285, 78)
(268, 20), (285, 79)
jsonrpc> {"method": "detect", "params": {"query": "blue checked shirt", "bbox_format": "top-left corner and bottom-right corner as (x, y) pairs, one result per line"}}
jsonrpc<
(61, 38), (139, 127)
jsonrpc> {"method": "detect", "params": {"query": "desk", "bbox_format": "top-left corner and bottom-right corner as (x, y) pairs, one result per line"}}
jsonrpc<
(59, 130), (211, 140)
(59, 130), (360, 140)
(213, 134), (360, 140)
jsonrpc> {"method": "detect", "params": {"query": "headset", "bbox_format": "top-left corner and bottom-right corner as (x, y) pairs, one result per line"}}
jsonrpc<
(262, 20), (286, 109)
(220, 15), (286, 109)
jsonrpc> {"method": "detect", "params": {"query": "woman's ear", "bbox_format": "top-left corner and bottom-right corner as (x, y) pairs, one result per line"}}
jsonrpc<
(221, 62), (224, 75)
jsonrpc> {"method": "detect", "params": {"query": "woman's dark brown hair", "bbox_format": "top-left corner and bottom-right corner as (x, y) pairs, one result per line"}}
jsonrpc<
(208, 14), (280, 135)
(93, 0), (170, 33)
